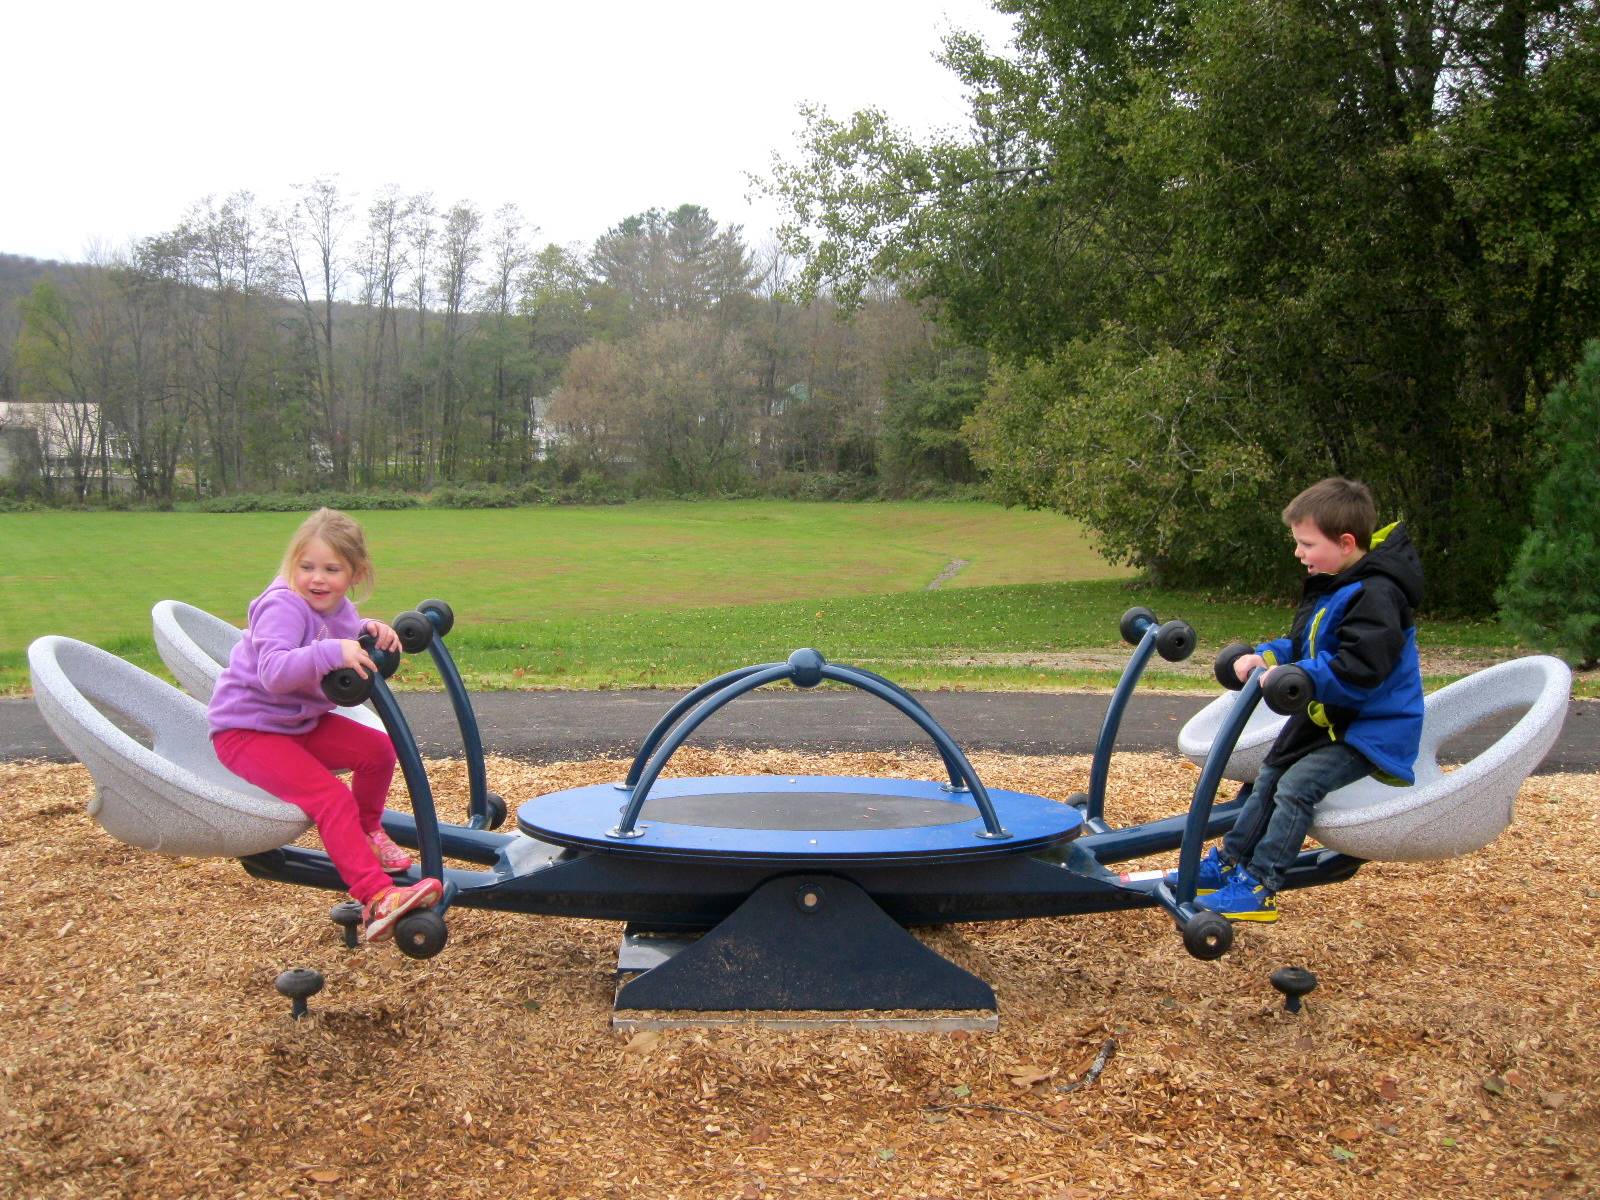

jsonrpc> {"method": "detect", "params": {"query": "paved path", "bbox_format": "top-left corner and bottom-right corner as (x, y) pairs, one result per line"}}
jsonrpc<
(3, 690), (1595, 772)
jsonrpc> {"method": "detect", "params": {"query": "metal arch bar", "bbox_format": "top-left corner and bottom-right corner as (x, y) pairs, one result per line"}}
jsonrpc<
(423, 626), (493, 828)
(1170, 671), (1267, 905)
(621, 664), (783, 787)
(843, 665), (967, 790)
(611, 664), (792, 836)
(367, 675), (448, 893)
(609, 662), (1010, 840)
(1085, 619), (1160, 823)
(624, 664), (969, 793)
(825, 666), (998, 826)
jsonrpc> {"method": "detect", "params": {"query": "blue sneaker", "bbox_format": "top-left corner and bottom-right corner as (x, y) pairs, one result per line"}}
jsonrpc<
(1163, 846), (1233, 895)
(1196, 866), (1278, 922)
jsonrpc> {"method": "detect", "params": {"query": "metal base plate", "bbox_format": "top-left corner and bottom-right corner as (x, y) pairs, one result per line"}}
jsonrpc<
(612, 1011), (998, 1033)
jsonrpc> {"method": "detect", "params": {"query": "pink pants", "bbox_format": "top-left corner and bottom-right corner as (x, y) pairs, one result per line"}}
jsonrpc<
(214, 714), (399, 904)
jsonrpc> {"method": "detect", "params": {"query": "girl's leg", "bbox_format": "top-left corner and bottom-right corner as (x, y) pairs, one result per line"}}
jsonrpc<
(302, 713), (398, 833)
(213, 728), (393, 903)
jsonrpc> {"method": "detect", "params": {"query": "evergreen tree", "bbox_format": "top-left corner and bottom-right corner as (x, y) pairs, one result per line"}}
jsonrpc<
(1497, 341), (1600, 669)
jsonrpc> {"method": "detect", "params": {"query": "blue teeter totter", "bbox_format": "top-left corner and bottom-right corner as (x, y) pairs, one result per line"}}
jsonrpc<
(28, 601), (1571, 1023)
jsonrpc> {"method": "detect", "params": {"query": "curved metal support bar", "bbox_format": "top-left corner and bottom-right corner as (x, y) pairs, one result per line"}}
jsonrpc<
(611, 664), (792, 836)
(423, 630), (493, 828)
(841, 665), (966, 790)
(367, 676), (446, 885)
(609, 661), (1010, 841)
(828, 666), (1005, 836)
(621, 664), (783, 788)
(1170, 671), (1266, 905)
(1086, 621), (1160, 823)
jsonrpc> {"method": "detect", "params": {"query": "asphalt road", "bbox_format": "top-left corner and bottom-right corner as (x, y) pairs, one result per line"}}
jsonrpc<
(3, 688), (1595, 772)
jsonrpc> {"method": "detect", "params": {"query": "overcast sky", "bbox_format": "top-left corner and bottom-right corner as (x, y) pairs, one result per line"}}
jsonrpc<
(4, 0), (1016, 264)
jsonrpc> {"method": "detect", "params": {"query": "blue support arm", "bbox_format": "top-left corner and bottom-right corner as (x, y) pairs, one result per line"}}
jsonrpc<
(1085, 620), (1160, 824)
(608, 655), (1010, 841)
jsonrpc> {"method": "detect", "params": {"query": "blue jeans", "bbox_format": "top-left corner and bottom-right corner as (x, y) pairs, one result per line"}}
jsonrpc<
(1222, 743), (1371, 893)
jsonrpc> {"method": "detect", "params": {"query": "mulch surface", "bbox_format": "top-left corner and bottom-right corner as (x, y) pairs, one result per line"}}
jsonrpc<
(2, 749), (1595, 1199)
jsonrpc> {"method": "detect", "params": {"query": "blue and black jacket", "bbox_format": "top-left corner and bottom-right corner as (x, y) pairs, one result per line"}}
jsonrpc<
(1257, 521), (1425, 783)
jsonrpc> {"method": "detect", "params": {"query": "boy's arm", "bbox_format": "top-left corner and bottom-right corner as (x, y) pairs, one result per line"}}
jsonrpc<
(1255, 636), (1295, 667)
(1296, 581), (1409, 704)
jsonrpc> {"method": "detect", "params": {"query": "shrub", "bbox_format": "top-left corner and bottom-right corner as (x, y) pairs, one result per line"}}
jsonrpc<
(192, 491), (421, 513)
(1497, 341), (1600, 668)
(428, 484), (519, 509)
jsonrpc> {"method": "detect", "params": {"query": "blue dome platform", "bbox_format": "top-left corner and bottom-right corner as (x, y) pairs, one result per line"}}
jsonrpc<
(517, 774), (1083, 866)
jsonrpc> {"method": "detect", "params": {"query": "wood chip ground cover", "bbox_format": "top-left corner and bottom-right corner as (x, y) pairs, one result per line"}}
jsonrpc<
(1, 750), (1594, 1199)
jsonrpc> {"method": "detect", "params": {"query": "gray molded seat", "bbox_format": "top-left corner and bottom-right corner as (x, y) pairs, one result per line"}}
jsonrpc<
(152, 599), (384, 731)
(1309, 656), (1571, 861)
(28, 635), (312, 857)
(1177, 691), (1287, 782)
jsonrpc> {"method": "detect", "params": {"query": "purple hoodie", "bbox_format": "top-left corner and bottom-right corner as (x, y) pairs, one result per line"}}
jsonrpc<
(208, 580), (369, 736)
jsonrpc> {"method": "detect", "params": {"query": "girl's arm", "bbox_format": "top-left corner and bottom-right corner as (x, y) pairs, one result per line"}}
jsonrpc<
(253, 597), (345, 693)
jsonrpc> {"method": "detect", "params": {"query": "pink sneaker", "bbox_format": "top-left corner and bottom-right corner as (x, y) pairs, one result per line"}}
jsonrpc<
(366, 828), (414, 873)
(363, 877), (444, 943)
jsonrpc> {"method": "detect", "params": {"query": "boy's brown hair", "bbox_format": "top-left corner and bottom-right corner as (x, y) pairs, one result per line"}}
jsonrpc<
(1282, 477), (1376, 548)
(279, 508), (376, 599)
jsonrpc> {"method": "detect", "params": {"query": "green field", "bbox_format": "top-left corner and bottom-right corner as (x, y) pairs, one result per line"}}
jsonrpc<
(0, 500), (1565, 696)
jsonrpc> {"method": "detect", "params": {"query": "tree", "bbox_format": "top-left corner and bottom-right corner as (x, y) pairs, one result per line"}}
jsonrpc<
(883, 343), (985, 488)
(479, 203), (535, 477)
(432, 200), (482, 481)
(15, 279), (104, 499)
(353, 187), (412, 483)
(623, 318), (757, 490)
(1497, 341), (1600, 669)
(278, 178), (352, 484)
(767, 0), (1600, 611)
(546, 339), (631, 475)
(590, 205), (756, 332)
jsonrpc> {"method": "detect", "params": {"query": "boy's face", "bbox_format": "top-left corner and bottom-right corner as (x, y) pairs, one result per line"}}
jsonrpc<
(1290, 520), (1361, 576)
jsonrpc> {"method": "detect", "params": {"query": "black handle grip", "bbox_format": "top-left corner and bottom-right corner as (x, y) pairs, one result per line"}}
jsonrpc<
(393, 610), (434, 653)
(1214, 642), (1253, 690)
(1262, 665), (1314, 715)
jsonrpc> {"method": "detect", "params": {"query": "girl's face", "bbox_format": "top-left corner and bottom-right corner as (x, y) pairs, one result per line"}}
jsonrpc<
(290, 537), (356, 613)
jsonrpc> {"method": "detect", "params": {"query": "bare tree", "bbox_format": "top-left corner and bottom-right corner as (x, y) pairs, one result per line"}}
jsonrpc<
(482, 203), (532, 474)
(402, 194), (437, 482)
(354, 186), (412, 482)
(278, 178), (351, 483)
(434, 200), (481, 480)
(15, 279), (102, 499)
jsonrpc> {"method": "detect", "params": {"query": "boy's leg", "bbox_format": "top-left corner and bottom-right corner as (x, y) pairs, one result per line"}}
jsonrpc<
(1243, 744), (1371, 892)
(213, 728), (394, 904)
(1220, 763), (1283, 867)
(302, 713), (398, 832)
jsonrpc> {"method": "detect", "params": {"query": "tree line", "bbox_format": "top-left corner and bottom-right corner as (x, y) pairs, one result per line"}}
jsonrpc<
(766, 0), (1600, 614)
(0, 191), (982, 504)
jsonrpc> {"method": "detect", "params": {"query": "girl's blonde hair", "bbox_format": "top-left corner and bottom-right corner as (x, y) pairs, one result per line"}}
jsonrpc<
(279, 508), (375, 599)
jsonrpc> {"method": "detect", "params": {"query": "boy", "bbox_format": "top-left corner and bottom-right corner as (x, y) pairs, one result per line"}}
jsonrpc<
(1183, 477), (1425, 922)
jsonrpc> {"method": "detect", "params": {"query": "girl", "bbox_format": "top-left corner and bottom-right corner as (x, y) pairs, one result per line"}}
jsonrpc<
(208, 508), (442, 942)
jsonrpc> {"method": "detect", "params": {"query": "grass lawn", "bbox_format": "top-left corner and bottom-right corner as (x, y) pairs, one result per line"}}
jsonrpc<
(2, 500), (1580, 696)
